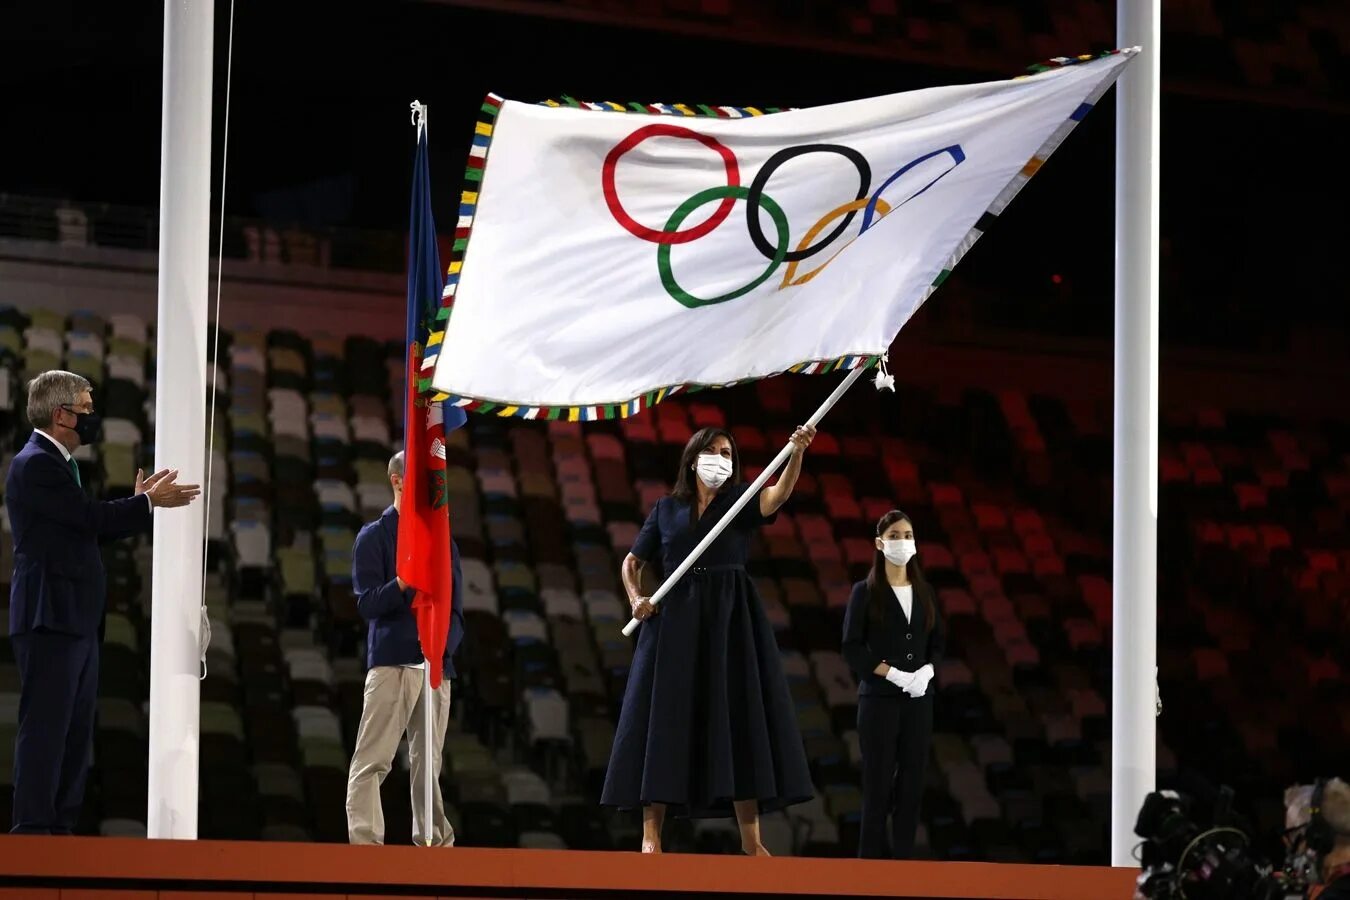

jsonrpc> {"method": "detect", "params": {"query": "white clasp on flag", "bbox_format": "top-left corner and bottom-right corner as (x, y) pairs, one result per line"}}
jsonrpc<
(873, 353), (896, 392)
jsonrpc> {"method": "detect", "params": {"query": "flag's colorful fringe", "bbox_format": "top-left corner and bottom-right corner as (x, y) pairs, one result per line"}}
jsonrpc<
(418, 92), (503, 397)
(541, 97), (789, 117)
(1021, 48), (1125, 76)
(423, 49), (1134, 421)
(437, 353), (881, 422)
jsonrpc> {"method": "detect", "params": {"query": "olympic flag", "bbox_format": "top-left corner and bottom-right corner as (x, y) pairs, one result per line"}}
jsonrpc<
(428, 51), (1135, 418)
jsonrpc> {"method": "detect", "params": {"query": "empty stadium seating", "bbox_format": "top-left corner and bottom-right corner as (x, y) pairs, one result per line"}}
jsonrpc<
(2, 302), (1347, 859)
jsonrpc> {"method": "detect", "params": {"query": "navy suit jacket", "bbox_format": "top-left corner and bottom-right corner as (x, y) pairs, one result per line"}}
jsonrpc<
(5, 432), (153, 637)
(352, 506), (465, 676)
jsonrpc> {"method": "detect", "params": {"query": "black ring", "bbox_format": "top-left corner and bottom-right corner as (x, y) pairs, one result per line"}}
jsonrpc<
(745, 144), (871, 263)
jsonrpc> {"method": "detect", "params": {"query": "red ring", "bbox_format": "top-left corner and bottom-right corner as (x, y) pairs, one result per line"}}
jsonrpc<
(602, 123), (740, 245)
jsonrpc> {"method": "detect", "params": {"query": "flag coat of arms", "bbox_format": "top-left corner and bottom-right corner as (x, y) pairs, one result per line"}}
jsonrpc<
(428, 51), (1135, 419)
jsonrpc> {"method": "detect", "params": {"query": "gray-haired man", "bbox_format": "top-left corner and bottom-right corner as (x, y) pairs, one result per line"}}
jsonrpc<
(5, 370), (199, 833)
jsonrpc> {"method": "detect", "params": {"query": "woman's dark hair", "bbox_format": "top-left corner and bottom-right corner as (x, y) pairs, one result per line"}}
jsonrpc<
(672, 427), (741, 506)
(865, 509), (935, 630)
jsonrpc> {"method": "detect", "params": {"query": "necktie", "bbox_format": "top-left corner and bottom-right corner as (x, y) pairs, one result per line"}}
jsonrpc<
(69, 457), (82, 488)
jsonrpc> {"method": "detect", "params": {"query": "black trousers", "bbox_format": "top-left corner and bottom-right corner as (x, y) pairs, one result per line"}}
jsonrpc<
(10, 631), (99, 834)
(857, 692), (933, 859)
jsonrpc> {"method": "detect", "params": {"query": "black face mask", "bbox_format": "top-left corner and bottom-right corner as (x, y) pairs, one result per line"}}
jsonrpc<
(61, 406), (103, 445)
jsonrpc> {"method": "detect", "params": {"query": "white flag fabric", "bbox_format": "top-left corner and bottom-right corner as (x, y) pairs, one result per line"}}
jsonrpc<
(429, 51), (1135, 420)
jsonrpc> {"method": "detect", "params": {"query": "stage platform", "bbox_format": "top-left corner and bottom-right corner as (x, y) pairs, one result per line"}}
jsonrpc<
(0, 835), (1137, 899)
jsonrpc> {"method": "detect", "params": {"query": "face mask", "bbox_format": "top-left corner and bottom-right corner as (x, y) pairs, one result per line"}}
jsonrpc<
(880, 539), (917, 567)
(695, 454), (733, 489)
(62, 406), (102, 445)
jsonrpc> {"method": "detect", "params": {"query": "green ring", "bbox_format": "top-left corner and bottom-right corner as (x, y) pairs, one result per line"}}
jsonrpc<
(657, 185), (789, 308)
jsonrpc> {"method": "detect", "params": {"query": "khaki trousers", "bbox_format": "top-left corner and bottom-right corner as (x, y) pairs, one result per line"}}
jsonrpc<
(345, 665), (454, 846)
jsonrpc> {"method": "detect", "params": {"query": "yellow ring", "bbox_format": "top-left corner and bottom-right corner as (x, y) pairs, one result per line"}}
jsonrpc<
(780, 196), (892, 288)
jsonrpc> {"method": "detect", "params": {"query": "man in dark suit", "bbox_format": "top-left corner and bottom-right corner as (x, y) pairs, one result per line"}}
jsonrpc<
(5, 370), (199, 834)
(345, 450), (465, 847)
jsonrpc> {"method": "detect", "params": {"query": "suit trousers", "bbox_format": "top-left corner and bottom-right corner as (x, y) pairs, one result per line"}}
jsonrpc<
(345, 665), (454, 846)
(857, 692), (933, 859)
(10, 630), (99, 834)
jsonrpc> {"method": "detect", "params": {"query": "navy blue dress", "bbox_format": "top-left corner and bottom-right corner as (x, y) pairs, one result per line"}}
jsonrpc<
(601, 483), (813, 818)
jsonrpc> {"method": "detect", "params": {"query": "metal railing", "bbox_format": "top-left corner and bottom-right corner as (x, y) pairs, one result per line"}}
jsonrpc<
(0, 193), (406, 274)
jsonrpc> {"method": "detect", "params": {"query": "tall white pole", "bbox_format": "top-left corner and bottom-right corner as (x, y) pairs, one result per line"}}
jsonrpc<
(1112, 0), (1160, 866)
(147, 0), (213, 839)
(424, 664), (434, 846)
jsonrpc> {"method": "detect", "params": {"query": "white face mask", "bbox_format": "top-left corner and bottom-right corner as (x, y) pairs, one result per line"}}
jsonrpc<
(880, 539), (917, 567)
(695, 454), (733, 489)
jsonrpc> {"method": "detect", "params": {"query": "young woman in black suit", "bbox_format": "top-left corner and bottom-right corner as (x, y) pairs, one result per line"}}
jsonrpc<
(841, 509), (945, 859)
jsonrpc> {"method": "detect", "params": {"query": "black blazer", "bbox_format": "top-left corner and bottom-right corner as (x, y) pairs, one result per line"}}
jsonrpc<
(841, 578), (945, 697)
(5, 432), (152, 637)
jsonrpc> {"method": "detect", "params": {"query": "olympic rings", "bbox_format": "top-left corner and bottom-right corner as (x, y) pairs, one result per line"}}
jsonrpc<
(602, 125), (965, 305)
(780, 196), (893, 288)
(861, 145), (966, 230)
(657, 185), (789, 309)
(745, 144), (870, 263)
(602, 123), (740, 245)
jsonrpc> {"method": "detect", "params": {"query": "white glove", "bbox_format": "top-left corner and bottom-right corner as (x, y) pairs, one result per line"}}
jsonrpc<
(905, 664), (935, 698)
(884, 666), (916, 691)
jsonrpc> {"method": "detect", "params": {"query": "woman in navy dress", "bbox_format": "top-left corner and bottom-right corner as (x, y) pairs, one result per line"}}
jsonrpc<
(841, 509), (945, 859)
(601, 425), (816, 855)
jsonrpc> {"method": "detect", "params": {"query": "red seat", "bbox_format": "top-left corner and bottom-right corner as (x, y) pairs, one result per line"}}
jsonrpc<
(805, 539), (842, 564)
(959, 550), (993, 577)
(621, 417), (658, 443)
(1259, 524), (1291, 551)
(819, 473), (852, 495)
(1193, 647), (1229, 680)
(949, 531), (984, 558)
(971, 503), (1008, 532)
(929, 482), (964, 508)
(657, 420), (693, 445)
(1160, 457), (1188, 484)
(992, 547), (1030, 575)
(736, 429), (767, 455)
(967, 573), (1003, 603)
(1031, 553), (1065, 577)
(809, 432), (841, 456)
(1234, 484), (1267, 511)
(1194, 521), (1225, 545)
(861, 497), (895, 524)
(1022, 532), (1055, 556)
(1181, 442), (1214, 468)
(1012, 508), (1046, 536)
(938, 588), (976, 617)
(766, 536), (807, 560)
(920, 542), (956, 571)
(1193, 464), (1223, 486)
(782, 577), (823, 607)
(824, 494), (862, 521)
(841, 538), (876, 567)
(795, 514), (833, 543)
(1196, 408), (1225, 430)
(841, 436), (876, 460)
(1225, 524), (1259, 550)
(1307, 550), (1338, 573)
(687, 403), (725, 429)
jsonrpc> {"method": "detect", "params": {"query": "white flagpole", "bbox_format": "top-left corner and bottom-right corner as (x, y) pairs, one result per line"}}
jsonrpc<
(1112, 0), (1160, 866)
(622, 366), (866, 637)
(423, 662), (434, 847)
(147, 0), (212, 839)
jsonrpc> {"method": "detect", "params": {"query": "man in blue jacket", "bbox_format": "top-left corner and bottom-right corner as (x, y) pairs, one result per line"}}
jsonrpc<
(345, 450), (465, 846)
(5, 370), (199, 833)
